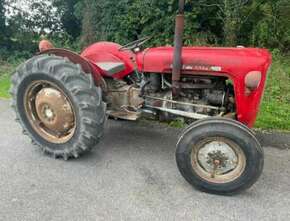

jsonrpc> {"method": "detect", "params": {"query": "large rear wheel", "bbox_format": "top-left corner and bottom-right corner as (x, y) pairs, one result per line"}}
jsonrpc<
(10, 54), (106, 160)
(176, 117), (264, 195)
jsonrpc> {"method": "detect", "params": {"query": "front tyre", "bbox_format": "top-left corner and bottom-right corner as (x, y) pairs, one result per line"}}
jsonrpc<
(10, 55), (106, 160)
(176, 118), (264, 195)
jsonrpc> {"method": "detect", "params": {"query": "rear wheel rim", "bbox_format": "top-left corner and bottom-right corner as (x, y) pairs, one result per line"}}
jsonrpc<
(191, 137), (246, 184)
(24, 80), (76, 144)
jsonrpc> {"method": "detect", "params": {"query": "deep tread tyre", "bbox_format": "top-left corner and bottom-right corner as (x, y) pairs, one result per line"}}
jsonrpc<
(10, 54), (106, 160)
(176, 117), (264, 195)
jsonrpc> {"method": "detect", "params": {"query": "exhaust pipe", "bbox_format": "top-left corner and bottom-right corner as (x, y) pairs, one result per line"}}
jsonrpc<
(172, 0), (185, 98)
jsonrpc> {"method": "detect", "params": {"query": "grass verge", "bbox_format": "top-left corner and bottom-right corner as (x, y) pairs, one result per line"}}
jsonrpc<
(255, 55), (290, 131)
(0, 61), (20, 98)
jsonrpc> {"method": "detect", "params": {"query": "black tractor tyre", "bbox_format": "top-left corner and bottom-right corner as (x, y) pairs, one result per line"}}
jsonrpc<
(10, 54), (106, 160)
(176, 117), (264, 195)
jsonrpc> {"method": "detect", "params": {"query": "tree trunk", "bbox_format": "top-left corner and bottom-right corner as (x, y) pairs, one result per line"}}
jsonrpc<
(223, 0), (238, 46)
(80, 0), (98, 48)
(0, 0), (6, 44)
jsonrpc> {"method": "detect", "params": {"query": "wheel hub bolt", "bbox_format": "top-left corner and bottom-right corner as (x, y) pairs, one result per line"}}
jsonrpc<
(45, 108), (53, 118)
(214, 159), (221, 166)
(42, 105), (55, 121)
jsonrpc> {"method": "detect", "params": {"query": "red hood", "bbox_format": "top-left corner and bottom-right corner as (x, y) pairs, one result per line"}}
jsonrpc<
(136, 46), (271, 79)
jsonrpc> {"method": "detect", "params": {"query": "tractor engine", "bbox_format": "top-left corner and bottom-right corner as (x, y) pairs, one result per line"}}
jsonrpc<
(143, 74), (235, 121)
(105, 73), (235, 121)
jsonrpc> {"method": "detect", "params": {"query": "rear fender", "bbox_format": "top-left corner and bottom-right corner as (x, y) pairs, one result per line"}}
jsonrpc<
(81, 42), (135, 79)
(39, 48), (104, 86)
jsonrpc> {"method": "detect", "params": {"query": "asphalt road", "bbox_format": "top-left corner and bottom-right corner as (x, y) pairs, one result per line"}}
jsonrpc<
(0, 99), (290, 221)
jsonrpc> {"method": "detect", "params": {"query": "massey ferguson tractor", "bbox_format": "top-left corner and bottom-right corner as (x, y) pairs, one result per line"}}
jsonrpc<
(10, 0), (271, 195)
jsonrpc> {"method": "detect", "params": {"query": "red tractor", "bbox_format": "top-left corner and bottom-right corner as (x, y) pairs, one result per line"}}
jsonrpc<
(10, 1), (271, 195)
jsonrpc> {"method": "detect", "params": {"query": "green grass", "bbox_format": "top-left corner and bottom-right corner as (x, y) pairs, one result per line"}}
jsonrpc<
(0, 55), (289, 131)
(255, 55), (290, 131)
(169, 118), (186, 128)
(0, 61), (19, 98)
(0, 74), (11, 98)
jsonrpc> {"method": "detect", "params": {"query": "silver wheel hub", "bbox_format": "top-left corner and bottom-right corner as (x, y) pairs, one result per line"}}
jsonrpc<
(197, 141), (238, 175)
(43, 105), (55, 120)
(45, 109), (53, 118)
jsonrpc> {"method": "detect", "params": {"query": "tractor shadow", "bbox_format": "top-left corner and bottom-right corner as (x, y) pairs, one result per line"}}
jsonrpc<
(74, 119), (179, 163)
(64, 119), (290, 205)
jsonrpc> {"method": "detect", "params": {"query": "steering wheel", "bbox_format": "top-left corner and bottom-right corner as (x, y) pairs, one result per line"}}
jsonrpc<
(119, 36), (152, 51)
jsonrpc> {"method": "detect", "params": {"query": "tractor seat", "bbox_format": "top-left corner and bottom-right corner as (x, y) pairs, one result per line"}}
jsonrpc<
(95, 62), (125, 76)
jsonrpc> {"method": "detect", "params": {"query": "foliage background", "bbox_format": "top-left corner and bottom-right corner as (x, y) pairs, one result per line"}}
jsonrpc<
(1, 0), (290, 57)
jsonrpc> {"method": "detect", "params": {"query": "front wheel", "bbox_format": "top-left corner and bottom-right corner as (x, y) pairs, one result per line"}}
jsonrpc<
(176, 117), (264, 195)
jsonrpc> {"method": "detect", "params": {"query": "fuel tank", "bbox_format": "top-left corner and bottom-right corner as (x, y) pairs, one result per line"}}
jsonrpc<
(81, 42), (135, 79)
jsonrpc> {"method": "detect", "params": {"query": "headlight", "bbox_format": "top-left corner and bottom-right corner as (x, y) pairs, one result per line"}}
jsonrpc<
(245, 71), (262, 93)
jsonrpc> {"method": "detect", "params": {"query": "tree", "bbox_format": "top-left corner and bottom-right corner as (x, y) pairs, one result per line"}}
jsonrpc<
(0, 0), (7, 47)
(99, 0), (199, 46)
(53, 0), (82, 40)
(251, 0), (290, 51)
(198, 0), (250, 46)
(78, 0), (103, 47)
(29, 1), (61, 35)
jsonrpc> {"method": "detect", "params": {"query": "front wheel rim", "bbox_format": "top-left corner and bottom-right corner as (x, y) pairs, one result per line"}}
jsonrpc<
(191, 137), (246, 184)
(24, 80), (76, 144)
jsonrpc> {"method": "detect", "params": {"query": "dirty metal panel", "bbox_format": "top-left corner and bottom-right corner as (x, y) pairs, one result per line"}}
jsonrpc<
(107, 110), (140, 121)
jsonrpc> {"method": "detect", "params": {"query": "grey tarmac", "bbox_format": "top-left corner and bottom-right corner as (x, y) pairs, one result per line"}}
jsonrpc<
(0, 99), (289, 221)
